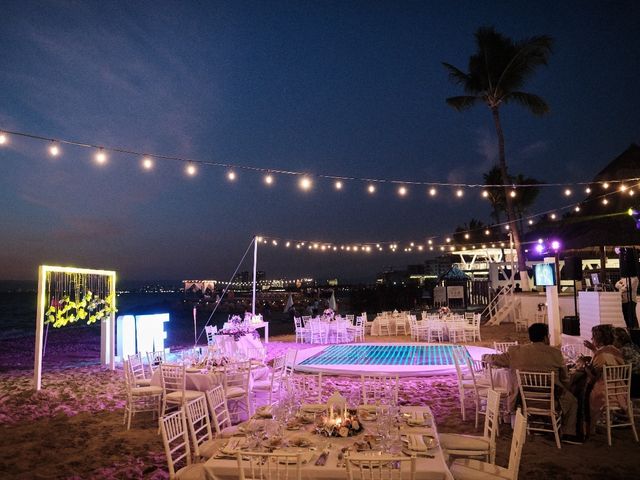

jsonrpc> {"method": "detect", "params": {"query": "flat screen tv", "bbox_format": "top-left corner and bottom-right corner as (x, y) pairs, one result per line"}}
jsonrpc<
(534, 263), (556, 287)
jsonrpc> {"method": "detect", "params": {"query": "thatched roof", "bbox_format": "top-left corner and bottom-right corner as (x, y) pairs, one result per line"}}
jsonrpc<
(526, 144), (640, 252)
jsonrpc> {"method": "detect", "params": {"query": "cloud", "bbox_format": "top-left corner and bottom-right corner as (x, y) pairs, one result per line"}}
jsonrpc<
(518, 140), (548, 159)
(475, 128), (498, 165)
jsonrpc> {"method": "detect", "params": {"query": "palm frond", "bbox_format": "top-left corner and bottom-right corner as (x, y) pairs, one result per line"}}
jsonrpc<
(442, 62), (471, 86)
(505, 91), (549, 115)
(445, 95), (481, 111)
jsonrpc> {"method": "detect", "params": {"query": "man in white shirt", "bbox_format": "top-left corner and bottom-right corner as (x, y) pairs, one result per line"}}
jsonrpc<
(615, 276), (638, 329)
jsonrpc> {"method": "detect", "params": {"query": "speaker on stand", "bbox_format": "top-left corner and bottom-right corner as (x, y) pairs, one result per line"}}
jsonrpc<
(562, 257), (583, 335)
(619, 248), (639, 329)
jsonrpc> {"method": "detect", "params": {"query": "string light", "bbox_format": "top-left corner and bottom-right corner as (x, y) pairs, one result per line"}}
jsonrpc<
(142, 157), (153, 170)
(481, 190), (489, 198)
(49, 143), (60, 157)
(186, 163), (197, 176)
(455, 189), (464, 197)
(299, 177), (312, 190)
(630, 190), (635, 196)
(227, 171), (236, 181)
(0, 132), (7, 144)
(398, 186), (407, 196)
(484, 229), (490, 235)
(95, 149), (107, 164)
(509, 190), (516, 198)
(528, 219), (534, 225)
(264, 174), (273, 185)
(334, 180), (343, 190)
(464, 233), (470, 240)
(603, 182), (610, 189)
(429, 187), (437, 196)
(574, 206), (581, 212)
(564, 188), (572, 196)
(619, 184), (627, 192)
(550, 213), (557, 219)
(585, 187), (592, 194)
(602, 198), (609, 205)
(367, 184), (376, 194)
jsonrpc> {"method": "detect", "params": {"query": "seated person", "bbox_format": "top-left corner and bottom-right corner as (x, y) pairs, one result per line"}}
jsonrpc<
(582, 325), (626, 435)
(483, 323), (581, 443)
(613, 327), (640, 397)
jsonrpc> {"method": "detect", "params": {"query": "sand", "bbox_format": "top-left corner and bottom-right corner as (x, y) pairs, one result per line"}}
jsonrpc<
(1, 324), (639, 479)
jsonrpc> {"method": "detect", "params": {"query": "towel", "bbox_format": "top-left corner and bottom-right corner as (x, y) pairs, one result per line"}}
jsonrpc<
(408, 434), (428, 452)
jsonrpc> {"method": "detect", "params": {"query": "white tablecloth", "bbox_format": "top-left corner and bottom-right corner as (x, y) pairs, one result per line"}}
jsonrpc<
(150, 364), (269, 392)
(203, 405), (453, 480)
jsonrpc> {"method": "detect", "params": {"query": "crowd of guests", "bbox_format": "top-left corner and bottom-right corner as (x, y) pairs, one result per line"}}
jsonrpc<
(483, 322), (640, 444)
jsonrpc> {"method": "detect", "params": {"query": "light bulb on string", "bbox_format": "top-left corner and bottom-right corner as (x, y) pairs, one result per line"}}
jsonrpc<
(95, 149), (107, 164)
(510, 190), (516, 198)
(630, 190), (635, 196)
(619, 184), (627, 192)
(484, 229), (490, 235)
(550, 213), (557, 220)
(334, 180), (343, 190)
(398, 186), (407, 196)
(227, 170), (236, 181)
(299, 177), (312, 191)
(367, 184), (376, 194)
(264, 174), (273, 185)
(602, 198), (609, 205)
(429, 187), (437, 197)
(455, 188), (464, 198)
(186, 163), (197, 176)
(445, 237), (451, 243)
(427, 239), (433, 245)
(528, 219), (534, 225)
(0, 132), (7, 145)
(505, 225), (510, 230)
(464, 233), (470, 240)
(574, 206), (581, 212)
(585, 187), (592, 194)
(564, 188), (572, 196)
(49, 142), (60, 157)
(482, 190), (489, 198)
(142, 157), (153, 170)
(603, 182), (609, 189)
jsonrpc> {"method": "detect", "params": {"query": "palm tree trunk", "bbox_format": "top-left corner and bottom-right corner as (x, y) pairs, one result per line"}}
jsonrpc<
(491, 107), (528, 277)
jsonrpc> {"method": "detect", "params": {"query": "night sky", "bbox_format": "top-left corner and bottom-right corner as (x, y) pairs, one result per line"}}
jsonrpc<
(1, 1), (639, 282)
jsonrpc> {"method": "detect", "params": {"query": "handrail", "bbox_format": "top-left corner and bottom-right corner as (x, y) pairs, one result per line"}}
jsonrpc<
(483, 284), (514, 325)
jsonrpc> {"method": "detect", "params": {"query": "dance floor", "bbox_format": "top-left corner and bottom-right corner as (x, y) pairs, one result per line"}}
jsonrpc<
(294, 342), (495, 377)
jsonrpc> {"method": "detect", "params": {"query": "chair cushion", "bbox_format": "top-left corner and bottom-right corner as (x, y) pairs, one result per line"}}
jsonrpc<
(219, 425), (242, 438)
(197, 439), (217, 458)
(440, 433), (490, 452)
(450, 458), (510, 480)
(134, 379), (152, 387)
(176, 462), (206, 480)
(165, 390), (204, 402)
(252, 379), (274, 390)
(226, 386), (248, 398)
(131, 385), (164, 396)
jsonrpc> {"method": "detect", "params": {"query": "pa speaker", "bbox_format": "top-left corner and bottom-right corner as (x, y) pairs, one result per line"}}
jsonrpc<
(619, 248), (639, 277)
(563, 257), (583, 281)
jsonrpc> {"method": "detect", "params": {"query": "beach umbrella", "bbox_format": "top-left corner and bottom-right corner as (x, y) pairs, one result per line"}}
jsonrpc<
(328, 290), (337, 310)
(284, 293), (293, 312)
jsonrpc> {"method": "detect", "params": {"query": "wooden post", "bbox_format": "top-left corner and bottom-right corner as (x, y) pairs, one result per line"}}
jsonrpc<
(33, 266), (46, 390)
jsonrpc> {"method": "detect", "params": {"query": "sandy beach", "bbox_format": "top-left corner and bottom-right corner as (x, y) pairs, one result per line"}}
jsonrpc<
(1, 324), (639, 479)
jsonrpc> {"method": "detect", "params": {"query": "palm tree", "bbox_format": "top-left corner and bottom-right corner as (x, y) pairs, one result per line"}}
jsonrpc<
(511, 173), (542, 231)
(483, 165), (506, 224)
(454, 218), (486, 244)
(443, 27), (553, 278)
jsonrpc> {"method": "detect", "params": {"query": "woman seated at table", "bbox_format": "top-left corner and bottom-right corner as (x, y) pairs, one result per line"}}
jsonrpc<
(582, 325), (625, 436)
(613, 327), (640, 398)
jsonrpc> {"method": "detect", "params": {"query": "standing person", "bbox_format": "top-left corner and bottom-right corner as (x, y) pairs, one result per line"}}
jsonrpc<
(615, 276), (639, 329)
(483, 323), (581, 443)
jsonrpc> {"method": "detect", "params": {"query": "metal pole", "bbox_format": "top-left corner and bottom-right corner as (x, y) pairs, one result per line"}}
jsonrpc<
(509, 232), (515, 292)
(252, 236), (258, 316)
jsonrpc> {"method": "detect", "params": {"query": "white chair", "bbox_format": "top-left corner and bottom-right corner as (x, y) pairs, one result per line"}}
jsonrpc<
(448, 321), (467, 344)
(160, 409), (206, 480)
(127, 353), (151, 387)
(286, 373), (323, 404)
(362, 313), (374, 336)
(395, 316), (409, 335)
(441, 389), (500, 464)
(184, 395), (216, 460)
(427, 321), (445, 343)
(122, 359), (163, 430)
(603, 363), (639, 446)
(493, 341), (518, 354)
(205, 385), (236, 437)
(147, 350), (167, 374)
(308, 320), (327, 344)
(377, 316), (392, 336)
(450, 409), (527, 480)
(334, 319), (350, 343)
(205, 325), (218, 346)
(517, 370), (562, 449)
(513, 308), (529, 332)
(346, 453), (416, 480)
(236, 450), (303, 480)
(252, 354), (286, 406)
(452, 347), (489, 428)
(346, 314), (355, 324)
(361, 374), (399, 406)
(464, 314), (482, 342)
(293, 317), (308, 343)
(283, 348), (297, 377)
(160, 363), (205, 419)
(348, 316), (365, 342)
(224, 359), (253, 421)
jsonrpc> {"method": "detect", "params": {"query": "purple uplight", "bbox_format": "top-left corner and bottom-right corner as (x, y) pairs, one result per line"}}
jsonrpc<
(551, 240), (561, 251)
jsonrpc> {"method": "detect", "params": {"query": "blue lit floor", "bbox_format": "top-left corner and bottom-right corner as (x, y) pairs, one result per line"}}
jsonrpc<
(294, 343), (495, 377)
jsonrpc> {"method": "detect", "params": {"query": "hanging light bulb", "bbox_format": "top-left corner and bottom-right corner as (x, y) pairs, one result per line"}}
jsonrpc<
(142, 157), (153, 170)
(455, 188), (464, 197)
(299, 177), (312, 190)
(428, 239), (433, 245)
(429, 187), (437, 196)
(505, 225), (510, 230)
(585, 187), (592, 194)
(285, 241), (290, 247)
(528, 219), (534, 225)
(0, 132), (7, 145)
(334, 180), (343, 190)
(574, 206), (581, 212)
(564, 188), (572, 196)
(550, 213), (557, 220)
(464, 233), (470, 240)
(95, 149), (107, 164)
(367, 184), (376, 194)
(510, 190), (516, 198)
(630, 190), (635, 196)
(227, 170), (236, 181)
(264, 174), (273, 185)
(603, 182), (610, 189)
(619, 184), (627, 192)
(49, 142), (60, 157)
(398, 186), (407, 196)
(485, 229), (490, 235)
(602, 198), (609, 205)
(445, 237), (451, 243)
(186, 163), (197, 176)
(482, 190), (489, 198)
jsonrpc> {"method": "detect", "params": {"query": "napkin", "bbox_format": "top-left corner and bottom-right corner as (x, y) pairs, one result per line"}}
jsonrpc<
(407, 412), (425, 426)
(407, 434), (428, 452)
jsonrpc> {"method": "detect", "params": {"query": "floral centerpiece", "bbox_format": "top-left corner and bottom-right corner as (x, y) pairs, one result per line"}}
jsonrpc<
(438, 306), (451, 317)
(216, 315), (260, 341)
(322, 308), (335, 321)
(319, 408), (363, 437)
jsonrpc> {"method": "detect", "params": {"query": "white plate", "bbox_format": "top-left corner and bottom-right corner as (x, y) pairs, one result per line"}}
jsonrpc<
(401, 435), (438, 450)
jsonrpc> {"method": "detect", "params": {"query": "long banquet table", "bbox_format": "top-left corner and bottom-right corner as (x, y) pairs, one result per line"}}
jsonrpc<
(202, 405), (453, 480)
(149, 363), (269, 392)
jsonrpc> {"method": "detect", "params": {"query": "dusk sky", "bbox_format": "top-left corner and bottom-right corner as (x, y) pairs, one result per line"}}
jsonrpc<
(1, 1), (639, 282)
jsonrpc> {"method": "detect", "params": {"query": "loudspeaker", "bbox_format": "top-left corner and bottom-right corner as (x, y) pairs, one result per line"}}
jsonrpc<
(619, 248), (639, 277)
(562, 316), (580, 336)
(563, 257), (583, 280)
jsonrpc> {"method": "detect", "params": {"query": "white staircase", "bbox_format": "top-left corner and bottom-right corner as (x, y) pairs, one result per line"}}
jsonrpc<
(484, 284), (519, 326)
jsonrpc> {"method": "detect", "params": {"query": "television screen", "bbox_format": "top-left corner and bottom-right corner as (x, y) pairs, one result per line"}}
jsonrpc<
(591, 273), (600, 285)
(534, 263), (556, 286)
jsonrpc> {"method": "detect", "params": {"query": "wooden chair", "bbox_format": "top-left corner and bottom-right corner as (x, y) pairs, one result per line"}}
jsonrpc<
(517, 370), (562, 449)
(441, 389), (500, 463)
(160, 409), (206, 479)
(603, 363), (639, 446)
(450, 409), (527, 480)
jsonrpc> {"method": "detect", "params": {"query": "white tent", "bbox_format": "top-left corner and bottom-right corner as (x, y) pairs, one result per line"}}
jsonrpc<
(284, 293), (293, 312)
(328, 290), (337, 311)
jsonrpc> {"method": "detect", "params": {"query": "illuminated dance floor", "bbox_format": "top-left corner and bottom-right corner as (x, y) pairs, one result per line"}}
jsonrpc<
(294, 343), (495, 377)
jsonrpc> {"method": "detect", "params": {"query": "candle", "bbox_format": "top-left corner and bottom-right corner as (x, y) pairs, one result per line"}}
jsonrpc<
(330, 406), (334, 418)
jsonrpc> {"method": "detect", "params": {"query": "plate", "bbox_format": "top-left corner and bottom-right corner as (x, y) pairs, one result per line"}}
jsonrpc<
(401, 435), (438, 450)
(300, 403), (327, 413)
